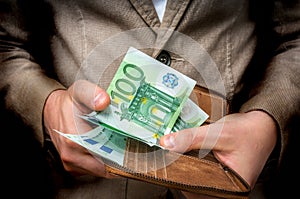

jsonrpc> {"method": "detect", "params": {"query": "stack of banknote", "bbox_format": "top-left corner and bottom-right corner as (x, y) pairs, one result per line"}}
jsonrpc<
(55, 47), (208, 165)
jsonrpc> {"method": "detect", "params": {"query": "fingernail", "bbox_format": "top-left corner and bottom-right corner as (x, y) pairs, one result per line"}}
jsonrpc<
(93, 92), (104, 106)
(163, 135), (175, 148)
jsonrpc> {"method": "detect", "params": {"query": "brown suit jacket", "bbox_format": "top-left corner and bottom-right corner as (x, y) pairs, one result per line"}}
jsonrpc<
(0, 0), (299, 198)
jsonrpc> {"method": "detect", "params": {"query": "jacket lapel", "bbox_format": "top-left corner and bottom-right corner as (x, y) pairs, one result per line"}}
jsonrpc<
(129, 0), (191, 57)
(129, 0), (161, 28)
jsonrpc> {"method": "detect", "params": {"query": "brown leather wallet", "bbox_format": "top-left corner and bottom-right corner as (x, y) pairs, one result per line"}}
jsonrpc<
(103, 85), (251, 199)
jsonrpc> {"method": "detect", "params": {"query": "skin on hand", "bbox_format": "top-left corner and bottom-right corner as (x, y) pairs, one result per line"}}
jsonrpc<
(43, 80), (115, 178)
(160, 111), (277, 198)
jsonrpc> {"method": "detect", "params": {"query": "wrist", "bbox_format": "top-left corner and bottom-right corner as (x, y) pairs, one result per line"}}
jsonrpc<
(43, 89), (66, 134)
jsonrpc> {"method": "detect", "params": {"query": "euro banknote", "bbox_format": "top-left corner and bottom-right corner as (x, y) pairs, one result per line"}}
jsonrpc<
(54, 126), (127, 165)
(82, 47), (209, 146)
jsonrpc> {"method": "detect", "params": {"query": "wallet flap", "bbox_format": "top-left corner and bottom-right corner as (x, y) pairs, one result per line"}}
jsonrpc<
(104, 138), (250, 198)
(103, 85), (251, 198)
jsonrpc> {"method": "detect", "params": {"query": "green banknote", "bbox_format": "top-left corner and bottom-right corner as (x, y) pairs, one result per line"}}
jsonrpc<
(172, 98), (208, 132)
(92, 47), (197, 145)
(82, 96), (209, 147)
(54, 126), (127, 165)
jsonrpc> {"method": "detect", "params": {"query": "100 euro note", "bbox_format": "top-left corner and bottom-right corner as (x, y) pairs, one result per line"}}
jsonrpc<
(82, 47), (208, 146)
(92, 47), (196, 145)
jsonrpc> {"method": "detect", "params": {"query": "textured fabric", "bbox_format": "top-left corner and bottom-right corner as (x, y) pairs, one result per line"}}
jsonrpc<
(55, 176), (169, 199)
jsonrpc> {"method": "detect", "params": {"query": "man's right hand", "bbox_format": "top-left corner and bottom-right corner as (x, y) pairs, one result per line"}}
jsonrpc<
(43, 80), (114, 178)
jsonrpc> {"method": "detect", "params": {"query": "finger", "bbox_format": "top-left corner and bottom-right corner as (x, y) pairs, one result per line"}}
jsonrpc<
(160, 122), (225, 153)
(58, 138), (116, 178)
(160, 129), (196, 153)
(69, 80), (110, 112)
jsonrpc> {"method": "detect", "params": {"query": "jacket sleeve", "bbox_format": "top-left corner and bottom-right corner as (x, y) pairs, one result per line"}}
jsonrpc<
(240, 0), (300, 161)
(0, 1), (65, 145)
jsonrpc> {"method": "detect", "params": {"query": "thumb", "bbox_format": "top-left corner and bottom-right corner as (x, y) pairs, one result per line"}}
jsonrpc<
(160, 123), (222, 153)
(159, 128), (199, 153)
(69, 80), (110, 111)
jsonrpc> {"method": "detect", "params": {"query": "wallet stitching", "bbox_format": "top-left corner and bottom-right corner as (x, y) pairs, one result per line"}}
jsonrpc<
(121, 149), (240, 190)
(105, 163), (249, 198)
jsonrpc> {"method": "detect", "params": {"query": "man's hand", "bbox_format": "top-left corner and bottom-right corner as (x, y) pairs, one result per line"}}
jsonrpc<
(160, 111), (277, 198)
(43, 80), (113, 178)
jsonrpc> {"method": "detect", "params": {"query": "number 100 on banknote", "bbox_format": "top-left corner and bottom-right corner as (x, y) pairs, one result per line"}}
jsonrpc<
(95, 47), (196, 145)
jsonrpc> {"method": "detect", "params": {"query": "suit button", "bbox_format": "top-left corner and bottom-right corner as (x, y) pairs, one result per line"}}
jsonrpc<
(156, 50), (171, 66)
